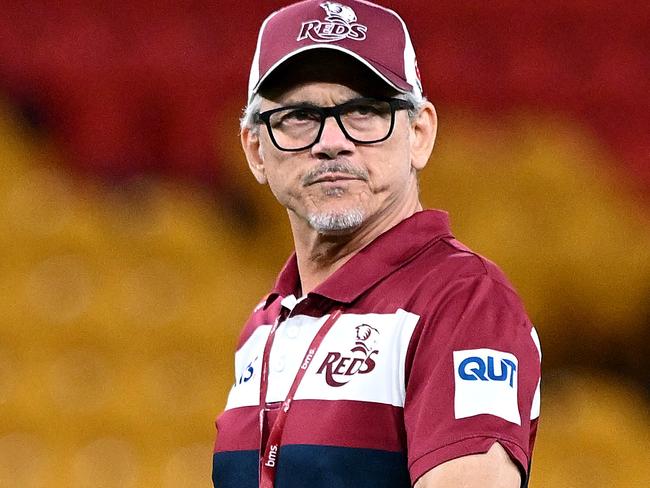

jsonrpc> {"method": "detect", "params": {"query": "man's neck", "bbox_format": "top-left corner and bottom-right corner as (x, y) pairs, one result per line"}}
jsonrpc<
(289, 201), (423, 295)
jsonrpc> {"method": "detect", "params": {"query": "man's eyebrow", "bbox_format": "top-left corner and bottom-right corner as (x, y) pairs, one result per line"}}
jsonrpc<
(278, 100), (321, 108)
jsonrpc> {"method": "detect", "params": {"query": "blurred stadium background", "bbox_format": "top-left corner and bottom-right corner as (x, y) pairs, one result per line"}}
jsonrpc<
(1, 1), (649, 486)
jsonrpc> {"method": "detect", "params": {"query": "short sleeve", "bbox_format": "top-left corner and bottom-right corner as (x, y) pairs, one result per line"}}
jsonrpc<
(404, 273), (541, 485)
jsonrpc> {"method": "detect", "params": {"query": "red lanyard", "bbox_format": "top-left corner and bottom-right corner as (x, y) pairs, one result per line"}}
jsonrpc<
(258, 308), (342, 488)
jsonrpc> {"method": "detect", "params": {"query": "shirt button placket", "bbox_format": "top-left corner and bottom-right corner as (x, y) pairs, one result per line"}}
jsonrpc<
(274, 356), (285, 372)
(286, 325), (300, 339)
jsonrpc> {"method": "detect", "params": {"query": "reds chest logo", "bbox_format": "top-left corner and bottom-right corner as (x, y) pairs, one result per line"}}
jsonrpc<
(297, 2), (368, 43)
(316, 324), (380, 387)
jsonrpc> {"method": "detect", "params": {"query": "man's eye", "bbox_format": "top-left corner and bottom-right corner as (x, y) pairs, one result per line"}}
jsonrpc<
(270, 108), (319, 129)
(283, 109), (319, 123)
(344, 102), (389, 117)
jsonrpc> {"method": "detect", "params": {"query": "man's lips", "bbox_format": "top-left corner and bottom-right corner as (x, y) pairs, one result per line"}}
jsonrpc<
(302, 161), (370, 187)
(307, 173), (362, 185)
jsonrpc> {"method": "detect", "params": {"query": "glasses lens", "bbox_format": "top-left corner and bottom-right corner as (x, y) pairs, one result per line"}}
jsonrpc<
(339, 99), (393, 143)
(268, 107), (322, 150)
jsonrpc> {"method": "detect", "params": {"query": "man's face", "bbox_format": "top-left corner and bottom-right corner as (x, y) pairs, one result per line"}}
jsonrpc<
(242, 55), (435, 236)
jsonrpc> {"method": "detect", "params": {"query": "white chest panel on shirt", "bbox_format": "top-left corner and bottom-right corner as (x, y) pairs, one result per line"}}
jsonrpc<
(225, 309), (420, 410)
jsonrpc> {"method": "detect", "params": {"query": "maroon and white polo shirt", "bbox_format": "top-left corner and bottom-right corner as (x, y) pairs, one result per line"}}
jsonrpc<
(213, 209), (541, 488)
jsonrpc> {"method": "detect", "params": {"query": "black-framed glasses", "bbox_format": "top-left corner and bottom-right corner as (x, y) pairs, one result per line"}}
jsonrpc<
(254, 97), (414, 152)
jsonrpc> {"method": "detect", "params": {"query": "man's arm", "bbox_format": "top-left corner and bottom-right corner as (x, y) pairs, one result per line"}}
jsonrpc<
(414, 442), (521, 488)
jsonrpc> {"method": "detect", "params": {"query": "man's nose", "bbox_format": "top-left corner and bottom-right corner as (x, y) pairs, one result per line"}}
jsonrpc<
(310, 116), (355, 158)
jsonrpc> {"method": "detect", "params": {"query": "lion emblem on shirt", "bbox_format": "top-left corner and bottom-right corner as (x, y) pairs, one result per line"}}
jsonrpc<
(316, 323), (380, 387)
(352, 324), (379, 354)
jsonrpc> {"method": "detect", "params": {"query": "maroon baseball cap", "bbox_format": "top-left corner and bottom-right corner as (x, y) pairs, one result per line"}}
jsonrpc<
(248, 0), (423, 103)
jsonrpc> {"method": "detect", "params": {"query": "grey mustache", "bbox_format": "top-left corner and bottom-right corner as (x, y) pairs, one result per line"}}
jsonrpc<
(302, 161), (369, 186)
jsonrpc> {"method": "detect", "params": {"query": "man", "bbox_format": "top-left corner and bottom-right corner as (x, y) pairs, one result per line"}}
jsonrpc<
(213, 1), (541, 487)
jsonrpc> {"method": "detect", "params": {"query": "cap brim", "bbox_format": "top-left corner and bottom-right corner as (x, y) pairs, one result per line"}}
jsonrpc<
(249, 44), (413, 103)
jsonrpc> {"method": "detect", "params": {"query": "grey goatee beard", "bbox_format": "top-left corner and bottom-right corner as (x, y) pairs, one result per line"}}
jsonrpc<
(303, 159), (369, 233)
(308, 208), (365, 233)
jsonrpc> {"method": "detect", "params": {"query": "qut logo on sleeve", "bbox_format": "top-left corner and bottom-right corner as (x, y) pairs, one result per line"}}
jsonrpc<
(453, 349), (521, 425)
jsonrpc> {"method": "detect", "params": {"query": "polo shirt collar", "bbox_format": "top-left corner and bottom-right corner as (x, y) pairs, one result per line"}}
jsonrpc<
(264, 209), (452, 308)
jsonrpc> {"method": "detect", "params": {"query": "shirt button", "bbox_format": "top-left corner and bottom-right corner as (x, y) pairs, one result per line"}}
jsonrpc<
(274, 357), (285, 372)
(286, 325), (299, 339)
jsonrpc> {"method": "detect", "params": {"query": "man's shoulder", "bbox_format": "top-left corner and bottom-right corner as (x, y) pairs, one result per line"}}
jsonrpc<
(377, 235), (525, 314)
(400, 235), (515, 289)
(426, 236), (515, 287)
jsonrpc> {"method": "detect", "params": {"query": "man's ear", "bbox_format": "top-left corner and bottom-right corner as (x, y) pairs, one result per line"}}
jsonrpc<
(241, 127), (267, 185)
(410, 101), (437, 171)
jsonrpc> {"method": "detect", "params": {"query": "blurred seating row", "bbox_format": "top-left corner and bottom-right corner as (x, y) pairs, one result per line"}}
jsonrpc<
(1, 99), (648, 487)
(1, 1), (648, 185)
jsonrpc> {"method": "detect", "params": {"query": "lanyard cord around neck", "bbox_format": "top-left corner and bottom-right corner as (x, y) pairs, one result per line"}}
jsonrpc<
(258, 308), (343, 488)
